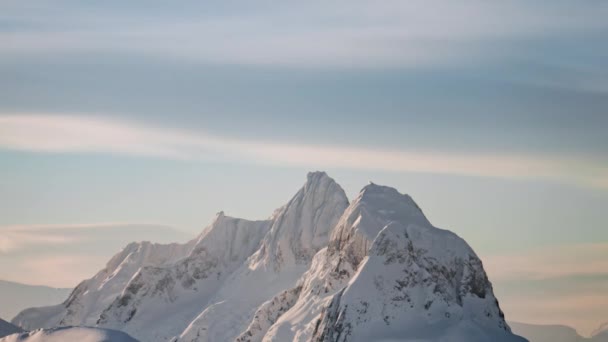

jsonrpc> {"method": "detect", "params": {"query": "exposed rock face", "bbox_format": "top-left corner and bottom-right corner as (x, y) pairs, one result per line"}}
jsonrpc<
(177, 172), (349, 342)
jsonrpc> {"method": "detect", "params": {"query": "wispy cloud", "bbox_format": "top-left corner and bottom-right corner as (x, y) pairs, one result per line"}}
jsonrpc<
(1, 1), (607, 68)
(1, 114), (606, 190)
(0, 222), (188, 254)
(483, 243), (608, 335)
(18, 255), (105, 288)
(0, 229), (81, 254)
(0, 222), (191, 287)
(484, 243), (608, 281)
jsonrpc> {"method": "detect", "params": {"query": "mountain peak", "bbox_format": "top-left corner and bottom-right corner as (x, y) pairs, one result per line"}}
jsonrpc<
(306, 170), (329, 182)
(357, 182), (428, 225)
(249, 172), (349, 271)
(303, 171), (336, 196)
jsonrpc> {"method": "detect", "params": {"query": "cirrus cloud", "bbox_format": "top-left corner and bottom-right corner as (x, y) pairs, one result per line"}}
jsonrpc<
(0, 114), (606, 190)
(1, 1), (608, 68)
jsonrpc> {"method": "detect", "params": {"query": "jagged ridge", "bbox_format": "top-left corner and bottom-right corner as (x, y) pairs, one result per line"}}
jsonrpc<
(13, 173), (525, 342)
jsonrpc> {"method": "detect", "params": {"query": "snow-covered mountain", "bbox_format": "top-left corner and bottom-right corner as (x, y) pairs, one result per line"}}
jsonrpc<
(0, 319), (23, 339)
(13, 240), (196, 331)
(240, 183), (523, 342)
(14, 172), (525, 342)
(0, 326), (138, 342)
(177, 172), (349, 342)
(510, 321), (608, 342)
(0, 281), (71, 322)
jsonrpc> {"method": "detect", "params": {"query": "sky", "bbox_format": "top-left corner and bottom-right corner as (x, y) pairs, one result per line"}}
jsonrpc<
(1, 0), (607, 336)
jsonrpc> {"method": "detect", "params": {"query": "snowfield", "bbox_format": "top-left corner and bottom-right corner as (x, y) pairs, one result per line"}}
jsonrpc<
(0, 281), (71, 323)
(0, 326), (137, 342)
(12, 172), (527, 342)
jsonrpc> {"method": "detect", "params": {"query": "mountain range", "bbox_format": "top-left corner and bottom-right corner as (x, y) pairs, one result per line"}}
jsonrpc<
(0, 326), (137, 342)
(510, 322), (608, 342)
(0, 281), (71, 323)
(11, 172), (526, 341)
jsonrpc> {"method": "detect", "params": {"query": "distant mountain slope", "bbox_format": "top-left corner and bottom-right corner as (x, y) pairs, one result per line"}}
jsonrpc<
(0, 326), (138, 342)
(0, 319), (23, 339)
(0, 281), (71, 322)
(510, 321), (608, 342)
(1, 223), (193, 290)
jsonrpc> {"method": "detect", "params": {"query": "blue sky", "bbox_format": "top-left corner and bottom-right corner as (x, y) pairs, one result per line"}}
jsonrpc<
(0, 0), (607, 335)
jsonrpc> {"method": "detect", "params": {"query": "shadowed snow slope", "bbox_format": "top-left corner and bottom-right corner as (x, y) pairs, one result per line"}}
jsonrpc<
(14, 173), (525, 342)
(0, 319), (23, 339)
(0, 327), (137, 342)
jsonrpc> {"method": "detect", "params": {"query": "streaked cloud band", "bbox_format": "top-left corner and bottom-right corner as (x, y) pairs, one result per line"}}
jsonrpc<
(0, 114), (605, 189)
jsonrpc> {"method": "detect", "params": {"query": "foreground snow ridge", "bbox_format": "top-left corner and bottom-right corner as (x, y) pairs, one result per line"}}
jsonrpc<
(0, 326), (137, 342)
(13, 172), (526, 342)
(0, 319), (23, 339)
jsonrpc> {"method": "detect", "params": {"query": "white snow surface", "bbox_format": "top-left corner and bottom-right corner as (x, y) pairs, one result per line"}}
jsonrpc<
(0, 327), (137, 342)
(14, 172), (526, 342)
(97, 213), (272, 341)
(178, 171), (349, 342)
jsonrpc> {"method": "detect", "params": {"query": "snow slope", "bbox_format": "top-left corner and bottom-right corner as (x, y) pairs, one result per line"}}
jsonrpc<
(0, 319), (23, 339)
(0, 327), (137, 342)
(0, 281), (71, 322)
(13, 240), (195, 330)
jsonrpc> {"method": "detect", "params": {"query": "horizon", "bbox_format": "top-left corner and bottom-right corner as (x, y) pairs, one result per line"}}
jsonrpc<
(1, 1), (607, 339)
